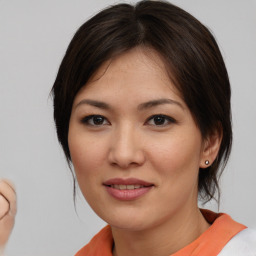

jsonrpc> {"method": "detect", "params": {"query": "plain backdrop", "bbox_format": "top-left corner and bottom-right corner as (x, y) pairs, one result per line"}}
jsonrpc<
(0, 0), (256, 255)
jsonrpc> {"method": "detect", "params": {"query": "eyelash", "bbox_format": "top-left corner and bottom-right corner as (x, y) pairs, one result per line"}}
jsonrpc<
(146, 114), (176, 126)
(81, 115), (109, 126)
(80, 114), (176, 127)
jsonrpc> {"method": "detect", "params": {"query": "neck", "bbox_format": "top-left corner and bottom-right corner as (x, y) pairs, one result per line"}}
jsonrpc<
(111, 205), (210, 256)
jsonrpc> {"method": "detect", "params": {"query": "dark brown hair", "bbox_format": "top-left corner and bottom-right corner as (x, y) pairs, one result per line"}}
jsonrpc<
(51, 0), (232, 203)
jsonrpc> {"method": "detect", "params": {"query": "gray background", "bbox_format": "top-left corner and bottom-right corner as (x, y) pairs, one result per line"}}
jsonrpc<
(0, 0), (255, 255)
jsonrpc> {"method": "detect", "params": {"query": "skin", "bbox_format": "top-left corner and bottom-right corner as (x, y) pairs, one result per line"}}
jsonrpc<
(0, 179), (16, 254)
(68, 47), (222, 256)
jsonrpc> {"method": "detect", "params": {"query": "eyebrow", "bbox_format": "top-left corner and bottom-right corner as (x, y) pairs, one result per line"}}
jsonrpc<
(75, 98), (184, 110)
(137, 98), (184, 110)
(75, 99), (110, 110)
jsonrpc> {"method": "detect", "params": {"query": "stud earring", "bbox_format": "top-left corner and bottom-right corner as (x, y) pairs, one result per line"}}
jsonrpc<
(205, 160), (210, 165)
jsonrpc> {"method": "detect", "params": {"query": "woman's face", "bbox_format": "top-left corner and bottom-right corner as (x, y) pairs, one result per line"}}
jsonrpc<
(68, 48), (207, 231)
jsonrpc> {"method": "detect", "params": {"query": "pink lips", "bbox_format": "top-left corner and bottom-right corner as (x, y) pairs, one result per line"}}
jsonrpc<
(103, 178), (154, 201)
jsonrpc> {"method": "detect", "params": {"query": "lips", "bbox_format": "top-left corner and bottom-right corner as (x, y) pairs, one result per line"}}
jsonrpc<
(103, 178), (153, 187)
(103, 178), (154, 200)
(110, 184), (145, 190)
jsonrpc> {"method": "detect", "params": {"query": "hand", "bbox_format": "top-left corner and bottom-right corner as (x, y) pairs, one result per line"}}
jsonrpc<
(0, 180), (17, 251)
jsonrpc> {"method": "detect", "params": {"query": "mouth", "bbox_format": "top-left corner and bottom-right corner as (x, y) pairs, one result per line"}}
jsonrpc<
(103, 178), (154, 200)
(106, 184), (150, 190)
(103, 177), (154, 188)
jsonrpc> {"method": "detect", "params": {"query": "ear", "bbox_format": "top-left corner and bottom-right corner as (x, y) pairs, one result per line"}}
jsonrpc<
(200, 126), (223, 168)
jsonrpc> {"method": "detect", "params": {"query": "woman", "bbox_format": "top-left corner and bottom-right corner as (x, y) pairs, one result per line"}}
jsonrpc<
(50, 0), (256, 255)
(2, 0), (254, 255)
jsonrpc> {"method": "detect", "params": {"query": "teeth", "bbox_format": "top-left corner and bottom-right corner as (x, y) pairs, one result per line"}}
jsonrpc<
(119, 184), (126, 190)
(127, 185), (135, 190)
(110, 184), (144, 190)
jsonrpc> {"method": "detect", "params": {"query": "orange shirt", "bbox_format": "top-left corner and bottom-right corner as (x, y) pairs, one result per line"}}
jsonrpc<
(75, 209), (246, 256)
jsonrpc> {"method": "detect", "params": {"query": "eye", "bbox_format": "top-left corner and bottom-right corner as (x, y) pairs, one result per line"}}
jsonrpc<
(81, 115), (109, 126)
(146, 114), (176, 126)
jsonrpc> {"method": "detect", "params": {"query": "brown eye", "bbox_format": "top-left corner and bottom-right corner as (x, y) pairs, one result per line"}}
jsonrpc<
(153, 116), (166, 125)
(81, 115), (109, 126)
(146, 114), (176, 126)
(92, 116), (105, 125)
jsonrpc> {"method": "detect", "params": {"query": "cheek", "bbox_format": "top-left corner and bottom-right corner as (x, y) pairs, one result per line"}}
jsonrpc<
(145, 134), (202, 210)
(68, 133), (106, 206)
(68, 132), (106, 180)
(148, 131), (202, 180)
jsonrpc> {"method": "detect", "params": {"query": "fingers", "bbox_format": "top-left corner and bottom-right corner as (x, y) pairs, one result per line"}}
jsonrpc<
(0, 195), (9, 220)
(0, 179), (17, 249)
(0, 180), (17, 217)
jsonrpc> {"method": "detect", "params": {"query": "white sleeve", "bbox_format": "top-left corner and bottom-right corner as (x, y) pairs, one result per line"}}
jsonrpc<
(218, 228), (256, 255)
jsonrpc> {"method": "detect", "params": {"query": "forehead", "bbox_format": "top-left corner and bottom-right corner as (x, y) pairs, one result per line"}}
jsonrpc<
(90, 47), (171, 84)
(74, 47), (182, 104)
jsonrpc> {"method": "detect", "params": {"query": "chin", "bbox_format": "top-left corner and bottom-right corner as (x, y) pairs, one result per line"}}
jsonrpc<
(98, 209), (156, 232)
(109, 220), (150, 232)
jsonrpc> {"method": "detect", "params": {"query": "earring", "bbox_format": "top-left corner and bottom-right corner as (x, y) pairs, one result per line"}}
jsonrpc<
(205, 160), (210, 165)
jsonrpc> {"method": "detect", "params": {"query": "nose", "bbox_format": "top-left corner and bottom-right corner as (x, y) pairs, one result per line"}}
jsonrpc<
(108, 125), (146, 169)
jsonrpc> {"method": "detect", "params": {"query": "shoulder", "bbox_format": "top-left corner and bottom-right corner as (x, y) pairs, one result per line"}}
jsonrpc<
(218, 228), (256, 255)
(74, 225), (113, 256)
